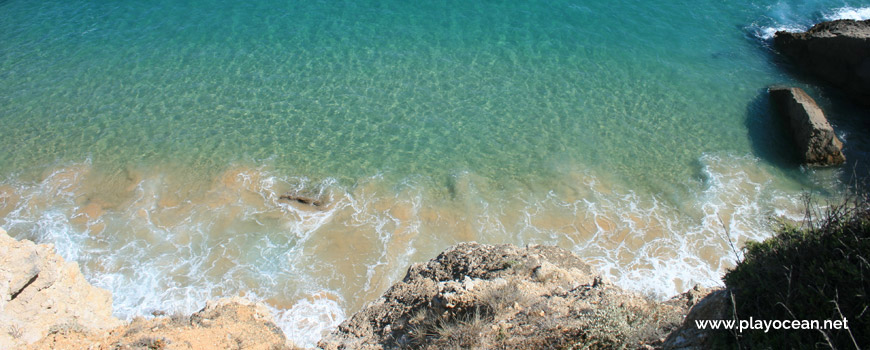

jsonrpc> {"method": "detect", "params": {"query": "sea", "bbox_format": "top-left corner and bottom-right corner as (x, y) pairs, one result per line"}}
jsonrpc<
(1, 0), (868, 347)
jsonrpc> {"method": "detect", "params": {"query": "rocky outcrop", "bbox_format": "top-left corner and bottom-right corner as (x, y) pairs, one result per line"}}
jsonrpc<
(30, 296), (294, 350)
(1, 228), (297, 350)
(769, 86), (846, 166)
(773, 20), (870, 105)
(0, 228), (122, 348)
(280, 193), (325, 207)
(319, 242), (692, 350)
(2, 230), (728, 349)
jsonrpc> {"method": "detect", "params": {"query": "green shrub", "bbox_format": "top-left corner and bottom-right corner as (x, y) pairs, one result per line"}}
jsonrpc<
(723, 193), (870, 349)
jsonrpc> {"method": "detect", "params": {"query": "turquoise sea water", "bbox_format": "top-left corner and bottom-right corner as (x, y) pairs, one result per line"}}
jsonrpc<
(1, 0), (868, 347)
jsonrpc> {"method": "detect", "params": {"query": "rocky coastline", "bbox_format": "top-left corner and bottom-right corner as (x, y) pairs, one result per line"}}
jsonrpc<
(2, 228), (728, 350)
(3, 17), (869, 350)
(773, 19), (870, 106)
(318, 243), (716, 350)
(1, 228), (292, 350)
(768, 19), (869, 167)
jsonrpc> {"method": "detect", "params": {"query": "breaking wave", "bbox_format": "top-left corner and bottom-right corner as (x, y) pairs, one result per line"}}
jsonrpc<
(0, 154), (830, 347)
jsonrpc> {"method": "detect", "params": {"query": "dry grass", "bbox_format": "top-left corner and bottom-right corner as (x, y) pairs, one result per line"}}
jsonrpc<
(47, 321), (87, 336)
(407, 307), (494, 350)
(123, 316), (149, 337)
(430, 309), (490, 350)
(132, 336), (169, 350)
(170, 312), (191, 326)
(8, 324), (23, 339)
(480, 280), (528, 316)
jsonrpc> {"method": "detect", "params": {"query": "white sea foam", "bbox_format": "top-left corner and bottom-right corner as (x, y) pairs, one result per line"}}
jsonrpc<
(752, 5), (870, 41)
(754, 25), (806, 40)
(0, 163), (356, 348)
(824, 6), (870, 21)
(274, 294), (346, 348)
(516, 154), (806, 298)
(0, 157), (822, 347)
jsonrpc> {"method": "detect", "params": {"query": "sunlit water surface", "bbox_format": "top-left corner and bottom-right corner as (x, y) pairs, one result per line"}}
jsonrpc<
(1, 0), (869, 347)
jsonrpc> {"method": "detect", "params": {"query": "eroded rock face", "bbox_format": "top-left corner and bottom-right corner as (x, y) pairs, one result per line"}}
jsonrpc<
(2, 228), (727, 349)
(0, 228), (122, 348)
(30, 296), (293, 350)
(769, 86), (846, 166)
(774, 20), (870, 105)
(1, 228), (295, 349)
(319, 242), (689, 350)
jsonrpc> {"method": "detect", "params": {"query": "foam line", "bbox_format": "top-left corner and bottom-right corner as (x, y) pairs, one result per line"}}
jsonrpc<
(824, 6), (870, 21)
(750, 5), (870, 41)
(0, 156), (833, 348)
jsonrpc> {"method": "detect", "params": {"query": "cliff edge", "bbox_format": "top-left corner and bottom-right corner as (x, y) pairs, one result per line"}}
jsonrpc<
(319, 242), (713, 350)
(1, 228), (122, 348)
(2, 229), (725, 349)
(0, 228), (294, 350)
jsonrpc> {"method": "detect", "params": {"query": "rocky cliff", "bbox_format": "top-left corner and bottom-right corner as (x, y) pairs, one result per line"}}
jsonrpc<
(1, 228), (122, 348)
(3, 229), (725, 349)
(319, 242), (719, 350)
(774, 19), (870, 105)
(0, 229), (295, 350)
(29, 296), (293, 350)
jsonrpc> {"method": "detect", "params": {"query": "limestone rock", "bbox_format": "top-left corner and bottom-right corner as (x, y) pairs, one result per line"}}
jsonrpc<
(0, 228), (122, 349)
(319, 242), (689, 350)
(774, 20), (870, 105)
(769, 86), (846, 166)
(191, 296), (278, 329)
(30, 297), (293, 350)
(2, 228), (295, 349)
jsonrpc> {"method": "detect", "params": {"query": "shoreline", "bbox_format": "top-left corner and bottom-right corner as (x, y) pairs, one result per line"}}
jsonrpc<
(1, 8), (869, 350)
(0, 153), (815, 332)
(2, 228), (719, 349)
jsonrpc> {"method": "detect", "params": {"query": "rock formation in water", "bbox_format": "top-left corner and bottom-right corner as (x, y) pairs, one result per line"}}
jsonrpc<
(0, 228), (122, 348)
(769, 86), (846, 166)
(318, 242), (719, 350)
(279, 193), (325, 207)
(774, 19), (870, 105)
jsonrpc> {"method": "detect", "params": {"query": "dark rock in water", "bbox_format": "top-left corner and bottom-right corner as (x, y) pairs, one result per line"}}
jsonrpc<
(769, 86), (846, 166)
(773, 20), (870, 105)
(279, 193), (324, 207)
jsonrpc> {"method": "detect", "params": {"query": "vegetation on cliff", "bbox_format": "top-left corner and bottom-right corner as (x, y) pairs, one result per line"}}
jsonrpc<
(319, 243), (700, 350)
(722, 192), (869, 349)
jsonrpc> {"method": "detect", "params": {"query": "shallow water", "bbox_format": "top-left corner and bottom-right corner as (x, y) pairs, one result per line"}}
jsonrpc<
(1, 0), (868, 347)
